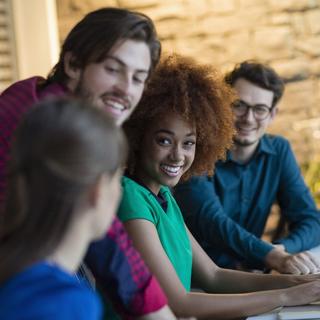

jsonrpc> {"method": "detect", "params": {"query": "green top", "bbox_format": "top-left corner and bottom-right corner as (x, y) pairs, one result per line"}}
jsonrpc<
(118, 176), (192, 291)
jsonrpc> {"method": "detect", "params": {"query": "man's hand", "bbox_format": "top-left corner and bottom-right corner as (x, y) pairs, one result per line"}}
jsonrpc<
(265, 245), (320, 274)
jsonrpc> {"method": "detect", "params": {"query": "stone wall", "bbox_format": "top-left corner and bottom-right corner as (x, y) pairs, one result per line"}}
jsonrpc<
(56, 0), (320, 166)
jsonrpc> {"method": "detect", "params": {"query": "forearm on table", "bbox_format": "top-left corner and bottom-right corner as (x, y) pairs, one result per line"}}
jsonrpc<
(171, 290), (282, 319)
(208, 267), (304, 293)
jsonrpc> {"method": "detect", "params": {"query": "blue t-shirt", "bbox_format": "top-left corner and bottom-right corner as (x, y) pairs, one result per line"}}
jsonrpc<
(0, 262), (102, 319)
(175, 135), (320, 269)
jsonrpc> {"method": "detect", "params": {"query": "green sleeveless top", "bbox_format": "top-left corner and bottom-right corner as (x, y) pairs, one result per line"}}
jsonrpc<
(118, 176), (192, 291)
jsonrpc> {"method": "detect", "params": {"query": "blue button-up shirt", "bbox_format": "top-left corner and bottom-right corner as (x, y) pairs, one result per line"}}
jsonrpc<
(174, 134), (320, 269)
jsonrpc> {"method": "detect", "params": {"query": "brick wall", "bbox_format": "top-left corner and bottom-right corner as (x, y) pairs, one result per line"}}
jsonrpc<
(56, 0), (320, 164)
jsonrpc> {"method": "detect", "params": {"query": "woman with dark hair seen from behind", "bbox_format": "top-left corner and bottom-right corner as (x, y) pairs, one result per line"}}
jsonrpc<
(119, 54), (320, 319)
(0, 97), (126, 319)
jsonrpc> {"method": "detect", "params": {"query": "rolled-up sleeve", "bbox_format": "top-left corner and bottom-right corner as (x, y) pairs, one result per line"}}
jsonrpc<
(274, 141), (320, 252)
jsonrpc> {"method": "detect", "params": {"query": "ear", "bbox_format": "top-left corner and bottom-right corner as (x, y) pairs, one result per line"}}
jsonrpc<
(269, 105), (278, 122)
(64, 52), (81, 82)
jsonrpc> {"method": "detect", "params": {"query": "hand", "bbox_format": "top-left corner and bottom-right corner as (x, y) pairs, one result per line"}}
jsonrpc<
(281, 279), (320, 306)
(265, 247), (320, 274)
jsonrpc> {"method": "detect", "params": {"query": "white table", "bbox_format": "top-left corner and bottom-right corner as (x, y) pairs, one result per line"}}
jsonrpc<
(247, 312), (277, 320)
(247, 245), (320, 320)
(308, 245), (320, 256)
(248, 304), (320, 320)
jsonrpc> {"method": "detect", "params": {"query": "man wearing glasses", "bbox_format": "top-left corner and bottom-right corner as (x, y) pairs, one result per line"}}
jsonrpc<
(174, 61), (320, 275)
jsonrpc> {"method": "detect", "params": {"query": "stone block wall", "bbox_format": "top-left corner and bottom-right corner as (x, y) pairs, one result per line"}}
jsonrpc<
(56, 0), (320, 166)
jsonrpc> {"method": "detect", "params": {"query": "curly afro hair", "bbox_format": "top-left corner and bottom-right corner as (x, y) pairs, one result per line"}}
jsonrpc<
(124, 54), (236, 181)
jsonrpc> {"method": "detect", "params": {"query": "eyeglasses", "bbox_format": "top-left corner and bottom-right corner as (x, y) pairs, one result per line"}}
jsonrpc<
(232, 100), (273, 121)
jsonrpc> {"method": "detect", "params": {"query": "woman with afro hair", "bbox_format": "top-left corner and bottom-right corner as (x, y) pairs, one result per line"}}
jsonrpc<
(118, 54), (320, 319)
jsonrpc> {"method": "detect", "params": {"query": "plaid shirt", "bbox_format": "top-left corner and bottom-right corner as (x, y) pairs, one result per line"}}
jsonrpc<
(0, 77), (167, 318)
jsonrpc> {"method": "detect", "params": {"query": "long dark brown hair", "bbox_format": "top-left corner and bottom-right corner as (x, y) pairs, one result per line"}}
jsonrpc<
(47, 7), (161, 85)
(0, 97), (127, 282)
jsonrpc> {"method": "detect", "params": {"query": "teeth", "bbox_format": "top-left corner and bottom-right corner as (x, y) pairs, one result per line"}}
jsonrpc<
(161, 165), (181, 173)
(105, 100), (126, 111)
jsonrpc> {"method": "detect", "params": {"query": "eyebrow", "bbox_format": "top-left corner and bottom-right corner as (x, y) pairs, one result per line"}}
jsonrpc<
(106, 56), (149, 75)
(154, 129), (196, 137)
(239, 100), (270, 108)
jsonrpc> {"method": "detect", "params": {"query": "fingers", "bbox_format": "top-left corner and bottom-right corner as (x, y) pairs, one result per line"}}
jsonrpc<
(283, 252), (320, 275)
(283, 256), (305, 274)
(297, 252), (319, 274)
(284, 279), (320, 306)
(305, 251), (320, 271)
(265, 248), (320, 274)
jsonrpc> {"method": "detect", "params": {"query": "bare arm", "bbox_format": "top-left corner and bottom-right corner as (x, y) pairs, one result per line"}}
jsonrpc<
(124, 220), (320, 319)
(189, 231), (314, 293)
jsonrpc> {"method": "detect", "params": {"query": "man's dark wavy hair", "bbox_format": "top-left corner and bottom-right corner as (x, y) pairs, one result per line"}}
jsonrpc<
(47, 7), (161, 85)
(225, 60), (285, 108)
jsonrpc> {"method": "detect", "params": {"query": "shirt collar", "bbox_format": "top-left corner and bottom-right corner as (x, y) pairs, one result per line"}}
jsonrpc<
(258, 135), (277, 155)
(124, 173), (169, 211)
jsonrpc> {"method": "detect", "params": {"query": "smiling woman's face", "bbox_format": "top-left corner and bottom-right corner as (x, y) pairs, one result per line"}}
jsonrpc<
(134, 113), (196, 195)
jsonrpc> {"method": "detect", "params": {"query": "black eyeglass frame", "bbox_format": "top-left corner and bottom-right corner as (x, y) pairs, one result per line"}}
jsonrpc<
(232, 100), (274, 121)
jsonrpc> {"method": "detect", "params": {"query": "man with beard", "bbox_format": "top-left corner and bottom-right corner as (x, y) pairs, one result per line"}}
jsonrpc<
(0, 7), (177, 320)
(174, 61), (320, 275)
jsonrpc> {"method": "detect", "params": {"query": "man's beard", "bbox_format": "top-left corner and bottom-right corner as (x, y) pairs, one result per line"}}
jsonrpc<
(73, 78), (95, 105)
(234, 136), (258, 147)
